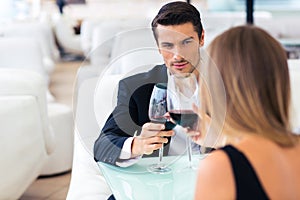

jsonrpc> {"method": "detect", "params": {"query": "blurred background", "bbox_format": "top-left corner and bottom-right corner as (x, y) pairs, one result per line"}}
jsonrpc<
(0, 0), (299, 199)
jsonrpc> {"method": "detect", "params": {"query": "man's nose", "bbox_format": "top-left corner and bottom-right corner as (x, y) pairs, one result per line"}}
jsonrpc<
(172, 46), (184, 60)
(173, 53), (184, 61)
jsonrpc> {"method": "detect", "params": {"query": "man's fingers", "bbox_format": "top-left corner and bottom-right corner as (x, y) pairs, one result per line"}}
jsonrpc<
(141, 127), (174, 138)
(157, 130), (174, 137)
(144, 143), (163, 155)
(146, 136), (168, 145)
(133, 122), (173, 155)
(141, 137), (168, 155)
(144, 151), (153, 155)
(143, 122), (165, 131)
(141, 123), (166, 137)
(133, 136), (169, 155)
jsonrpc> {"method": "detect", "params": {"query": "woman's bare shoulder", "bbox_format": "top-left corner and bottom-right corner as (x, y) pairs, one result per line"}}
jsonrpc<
(195, 148), (235, 200)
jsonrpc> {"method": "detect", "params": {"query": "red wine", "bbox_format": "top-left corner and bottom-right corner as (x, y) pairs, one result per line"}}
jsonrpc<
(169, 110), (198, 129)
(151, 116), (176, 131)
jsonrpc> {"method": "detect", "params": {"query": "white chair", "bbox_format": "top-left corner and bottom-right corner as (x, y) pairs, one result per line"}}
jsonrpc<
(39, 101), (74, 175)
(53, 15), (84, 56)
(67, 61), (153, 198)
(80, 17), (152, 59)
(1, 21), (59, 74)
(202, 11), (272, 47)
(0, 37), (55, 102)
(288, 59), (300, 133)
(89, 20), (122, 69)
(82, 19), (154, 76)
(255, 16), (300, 45)
(107, 28), (162, 75)
(67, 74), (122, 199)
(80, 19), (103, 57)
(83, 22), (162, 80)
(0, 37), (74, 176)
(0, 69), (55, 199)
(0, 37), (48, 80)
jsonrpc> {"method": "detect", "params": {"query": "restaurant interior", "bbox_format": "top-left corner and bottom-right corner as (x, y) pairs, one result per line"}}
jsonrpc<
(0, 0), (299, 199)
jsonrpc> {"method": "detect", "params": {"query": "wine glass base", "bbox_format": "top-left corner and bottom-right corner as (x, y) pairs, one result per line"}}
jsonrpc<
(176, 164), (198, 173)
(147, 164), (171, 174)
(175, 158), (199, 173)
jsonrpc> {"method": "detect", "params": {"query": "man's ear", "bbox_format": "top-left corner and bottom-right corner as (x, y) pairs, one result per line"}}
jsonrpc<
(158, 47), (162, 54)
(200, 29), (205, 47)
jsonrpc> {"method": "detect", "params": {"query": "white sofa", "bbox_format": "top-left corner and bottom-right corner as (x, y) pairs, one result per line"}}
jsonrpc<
(0, 69), (55, 199)
(0, 37), (48, 80)
(0, 21), (59, 74)
(80, 18), (152, 59)
(0, 37), (56, 102)
(52, 15), (84, 56)
(67, 75), (121, 199)
(288, 59), (300, 133)
(40, 101), (74, 176)
(80, 19), (103, 57)
(78, 19), (162, 85)
(68, 45), (158, 198)
(0, 37), (74, 176)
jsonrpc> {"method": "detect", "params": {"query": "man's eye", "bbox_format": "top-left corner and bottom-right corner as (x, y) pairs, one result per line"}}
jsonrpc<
(162, 44), (173, 49)
(183, 40), (192, 45)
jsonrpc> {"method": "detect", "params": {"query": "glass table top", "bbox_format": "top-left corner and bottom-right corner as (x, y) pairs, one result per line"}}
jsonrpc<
(97, 154), (206, 200)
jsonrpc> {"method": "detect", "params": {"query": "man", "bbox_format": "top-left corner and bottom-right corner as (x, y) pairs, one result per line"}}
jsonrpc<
(94, 1), (205, 167)
(56, 0), (66, 14)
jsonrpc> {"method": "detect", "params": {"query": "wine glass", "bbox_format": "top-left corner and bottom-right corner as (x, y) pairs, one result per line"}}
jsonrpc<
(167, 73), (199, 169)
(147, 83), (174, 174)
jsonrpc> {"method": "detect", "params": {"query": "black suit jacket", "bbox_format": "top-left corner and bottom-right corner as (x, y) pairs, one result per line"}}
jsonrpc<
(94, 64), (169, 165)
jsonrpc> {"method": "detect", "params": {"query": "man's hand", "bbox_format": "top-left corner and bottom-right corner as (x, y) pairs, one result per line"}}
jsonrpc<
(131, 122), (174, 157)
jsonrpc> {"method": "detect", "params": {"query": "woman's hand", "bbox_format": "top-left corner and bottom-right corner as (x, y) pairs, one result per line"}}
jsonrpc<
(185, 104), (211, 145)
(185, 128), (202, 144)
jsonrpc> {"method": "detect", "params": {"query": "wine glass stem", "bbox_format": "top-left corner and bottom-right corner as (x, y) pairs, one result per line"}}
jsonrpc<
(159, 145), (164, 165)
(186, 136), (192, 167)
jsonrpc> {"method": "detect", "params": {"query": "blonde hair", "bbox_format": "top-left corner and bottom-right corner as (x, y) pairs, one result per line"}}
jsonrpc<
(204, 25), (298, 147)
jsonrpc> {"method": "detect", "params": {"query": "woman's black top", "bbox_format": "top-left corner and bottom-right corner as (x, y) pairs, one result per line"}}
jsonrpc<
(220, 145), (269, 200)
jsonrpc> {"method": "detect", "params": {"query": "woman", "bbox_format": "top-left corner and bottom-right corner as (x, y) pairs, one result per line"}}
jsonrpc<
(194, 25), (300, 199)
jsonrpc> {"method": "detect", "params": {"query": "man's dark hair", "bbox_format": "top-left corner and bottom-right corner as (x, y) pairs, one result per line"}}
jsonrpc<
(151, 1), (203, 41)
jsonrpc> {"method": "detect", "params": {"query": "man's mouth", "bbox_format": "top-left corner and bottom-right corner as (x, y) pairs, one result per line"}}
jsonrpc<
(173, 61), (189, 69)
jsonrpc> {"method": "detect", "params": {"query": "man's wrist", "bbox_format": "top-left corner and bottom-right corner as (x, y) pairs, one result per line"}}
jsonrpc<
(131, 136), (140, 157)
